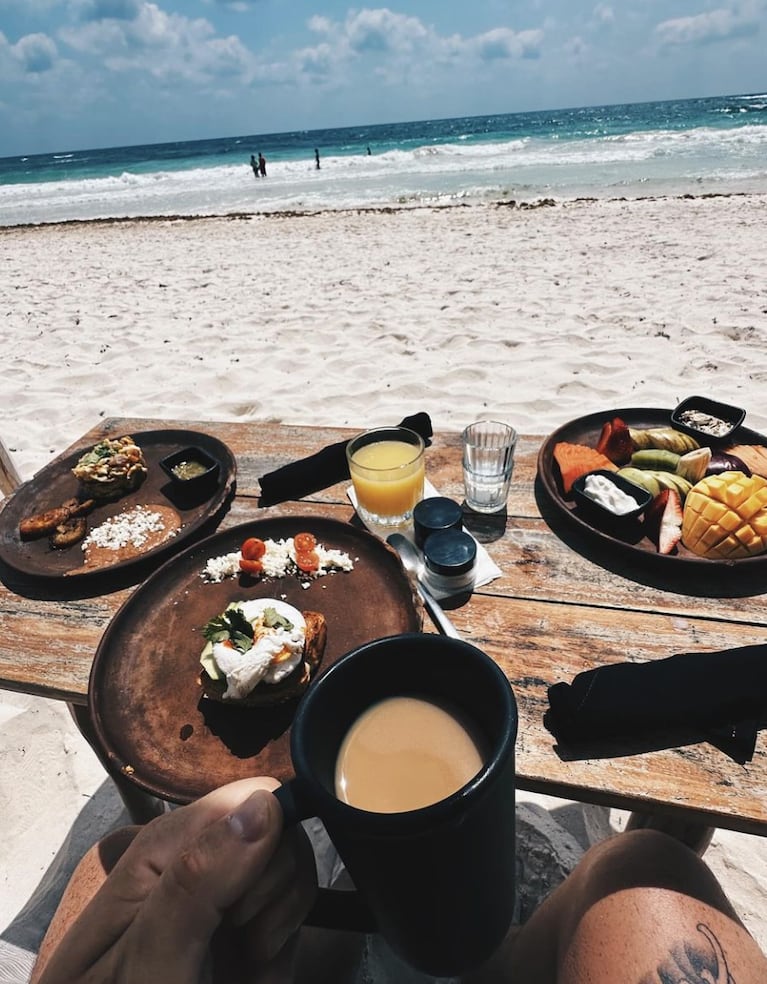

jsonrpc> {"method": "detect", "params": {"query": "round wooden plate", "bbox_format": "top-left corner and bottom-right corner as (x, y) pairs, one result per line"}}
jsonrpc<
(537, 407), (767, 568)
(88, 516), (422, 803)
(0, 430), (236, 581)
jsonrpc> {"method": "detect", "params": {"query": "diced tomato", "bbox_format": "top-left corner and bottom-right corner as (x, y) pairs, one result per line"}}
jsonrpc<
(295, 550), (319, 573)
(239, 557), (263, 576)
(241, 537), (266, 560)
(294, 532), (317, 552)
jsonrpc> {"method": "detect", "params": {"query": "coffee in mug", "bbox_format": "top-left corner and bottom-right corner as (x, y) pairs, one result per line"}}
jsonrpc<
(273, 633), (517, 977)
(335, 695), (486, 813)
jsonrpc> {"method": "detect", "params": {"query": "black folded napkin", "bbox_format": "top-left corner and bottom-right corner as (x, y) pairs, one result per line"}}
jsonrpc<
(545, 645), (767, 764)
(258, 413), (433, 506)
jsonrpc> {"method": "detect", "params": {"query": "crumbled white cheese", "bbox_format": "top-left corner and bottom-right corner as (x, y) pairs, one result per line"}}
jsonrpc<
(82, 505), (172, 551)
(201, 551), (241, 583)
(317, 546), (355, 572)
(261, 539), (294, 578)
(200, 536), (354, 583)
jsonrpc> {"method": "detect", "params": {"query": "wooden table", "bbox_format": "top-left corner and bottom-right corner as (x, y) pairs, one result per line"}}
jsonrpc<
(1, 417), (766, 835)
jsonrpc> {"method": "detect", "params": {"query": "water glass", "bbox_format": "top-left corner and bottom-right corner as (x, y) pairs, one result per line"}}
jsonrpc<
(347, 426), (425, 528)
(462, 421), (517, 514)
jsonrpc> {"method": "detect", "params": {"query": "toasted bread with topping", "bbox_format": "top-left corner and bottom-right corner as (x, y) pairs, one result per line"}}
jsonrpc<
(199, 609), (326, 706)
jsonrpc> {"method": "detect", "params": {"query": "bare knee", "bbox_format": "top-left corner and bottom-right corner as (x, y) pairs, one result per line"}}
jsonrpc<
(482, 830), (764, 984)
(569, 829), (738, 922)
(559, 832), (767, 984)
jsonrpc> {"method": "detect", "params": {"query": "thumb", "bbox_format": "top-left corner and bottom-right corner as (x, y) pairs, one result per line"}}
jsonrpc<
(131, 789), (282, 979)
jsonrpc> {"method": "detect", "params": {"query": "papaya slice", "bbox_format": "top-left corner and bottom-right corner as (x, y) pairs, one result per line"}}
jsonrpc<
(553, 442), (618, 495)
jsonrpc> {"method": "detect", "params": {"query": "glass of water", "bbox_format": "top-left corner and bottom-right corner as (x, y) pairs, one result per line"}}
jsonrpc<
(461, 421), (517, 513)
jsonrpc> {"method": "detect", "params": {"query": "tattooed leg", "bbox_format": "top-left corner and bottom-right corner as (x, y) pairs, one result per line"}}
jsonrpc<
(643, 922), (734, 984)
(462, 829), (767, 984)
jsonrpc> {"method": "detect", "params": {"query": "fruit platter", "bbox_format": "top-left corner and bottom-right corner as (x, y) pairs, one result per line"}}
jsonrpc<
(537, 406), (767, 567)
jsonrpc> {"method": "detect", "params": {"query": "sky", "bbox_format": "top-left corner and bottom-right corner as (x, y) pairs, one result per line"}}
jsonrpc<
(0, 0), (764, 157)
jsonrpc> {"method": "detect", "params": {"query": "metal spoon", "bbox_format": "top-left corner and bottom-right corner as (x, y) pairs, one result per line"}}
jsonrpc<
(386, 533), (462, 639)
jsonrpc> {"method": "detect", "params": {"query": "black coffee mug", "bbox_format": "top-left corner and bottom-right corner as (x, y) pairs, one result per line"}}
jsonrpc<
(273, 633), (518, 977)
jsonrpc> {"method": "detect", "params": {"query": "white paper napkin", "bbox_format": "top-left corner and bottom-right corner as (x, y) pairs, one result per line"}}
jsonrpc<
(347, 479), (502, 597)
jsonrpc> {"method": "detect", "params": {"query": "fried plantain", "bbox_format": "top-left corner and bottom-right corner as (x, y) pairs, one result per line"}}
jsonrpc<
(50, 516), (88, 549)
(19, 498), (95, 541)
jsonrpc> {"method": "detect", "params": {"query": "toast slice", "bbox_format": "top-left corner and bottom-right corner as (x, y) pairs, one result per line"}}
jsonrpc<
(199, 610), (327, 706)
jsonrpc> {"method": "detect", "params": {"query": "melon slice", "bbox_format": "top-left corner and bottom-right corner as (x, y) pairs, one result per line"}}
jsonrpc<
(553, 442), (618, 495)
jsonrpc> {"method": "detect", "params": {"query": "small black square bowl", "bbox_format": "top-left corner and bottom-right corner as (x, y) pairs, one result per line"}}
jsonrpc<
(671, 396), (746, 444)
(571, 469), (652, 525)
(159, 446), (220, 492)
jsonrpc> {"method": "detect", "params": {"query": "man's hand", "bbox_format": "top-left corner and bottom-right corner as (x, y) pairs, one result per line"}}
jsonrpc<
(35, 778), (317, 984)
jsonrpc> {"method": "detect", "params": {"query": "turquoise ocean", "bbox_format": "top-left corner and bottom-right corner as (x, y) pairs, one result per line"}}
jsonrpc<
(1, 92), (766, 227)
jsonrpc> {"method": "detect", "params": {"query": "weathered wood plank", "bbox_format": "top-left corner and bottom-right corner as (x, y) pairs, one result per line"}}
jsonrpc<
(3, 584), (764, 832)
(83, 418), (767, 617)
(3, 417), (767, 835)
(468, 593), (767, 835)
(0, 499), (356, 700)
(88, 417), (536, 511)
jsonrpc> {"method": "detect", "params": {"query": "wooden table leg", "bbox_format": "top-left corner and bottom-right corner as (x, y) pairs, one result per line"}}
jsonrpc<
(67, 703), (166, 825)
(626, 811), (714, 856)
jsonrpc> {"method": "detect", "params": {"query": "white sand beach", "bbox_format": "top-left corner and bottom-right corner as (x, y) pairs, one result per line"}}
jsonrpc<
(2, 194), (767, 974)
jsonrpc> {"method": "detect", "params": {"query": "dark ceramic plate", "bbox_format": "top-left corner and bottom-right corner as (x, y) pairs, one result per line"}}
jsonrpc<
(537, 407), (767, 568)
(88, 516), (422, 804)
(0, 430), (236, 581)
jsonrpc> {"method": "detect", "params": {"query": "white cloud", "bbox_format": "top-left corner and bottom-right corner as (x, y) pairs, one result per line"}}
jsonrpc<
(0, 30), (58, 73)
(295, 41), (335, 81)
(593, 4), (614, 25)
(58, 1), (254, 81)
(16, 31), (58, 71)
(297, 7), (544, 81)
(655, 6), (759, 46)
(307, 16), (333, 36)
(470, 27), (543, 60)
(563, 34), (588, 59)
(5, 3), (547, 99)
(344, 8), (429, 55)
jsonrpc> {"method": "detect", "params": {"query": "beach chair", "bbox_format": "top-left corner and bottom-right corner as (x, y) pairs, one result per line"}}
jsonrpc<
(0, 437), (22, 499)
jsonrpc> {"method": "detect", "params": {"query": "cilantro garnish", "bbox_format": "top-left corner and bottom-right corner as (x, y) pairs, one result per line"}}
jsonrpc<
(262, 607), (293, 630)
(203, 606), (254, 653)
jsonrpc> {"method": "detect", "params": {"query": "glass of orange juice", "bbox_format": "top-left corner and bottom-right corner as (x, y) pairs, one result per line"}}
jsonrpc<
(346, 427), (426, 528)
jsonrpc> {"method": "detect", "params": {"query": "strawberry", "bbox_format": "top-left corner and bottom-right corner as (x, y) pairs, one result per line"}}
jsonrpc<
(595, 416), (635, 465)
(643, 488), (683, 555)
(595, 419), (613, 455)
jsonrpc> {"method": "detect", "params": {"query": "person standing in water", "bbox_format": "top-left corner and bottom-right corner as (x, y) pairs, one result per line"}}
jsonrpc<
(250, 154), (259, 179)
(258, 152), (266, 177)
(314, 148), (320, 170)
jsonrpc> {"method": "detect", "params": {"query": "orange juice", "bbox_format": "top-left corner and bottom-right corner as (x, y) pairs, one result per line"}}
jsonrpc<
(350, 439), (425, 520)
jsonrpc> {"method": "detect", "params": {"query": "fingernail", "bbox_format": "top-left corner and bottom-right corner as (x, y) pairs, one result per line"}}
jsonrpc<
(228, 791), (271, 842)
